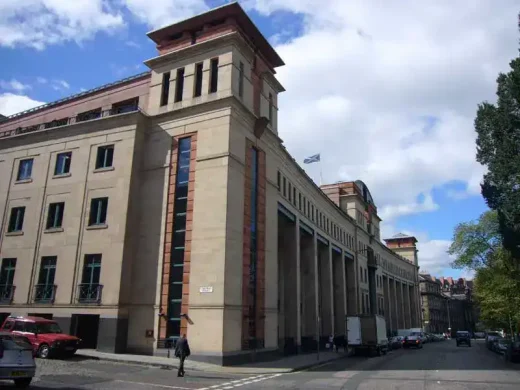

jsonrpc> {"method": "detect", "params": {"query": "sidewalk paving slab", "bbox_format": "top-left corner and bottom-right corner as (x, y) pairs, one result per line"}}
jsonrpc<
(75, 349), (348, 374)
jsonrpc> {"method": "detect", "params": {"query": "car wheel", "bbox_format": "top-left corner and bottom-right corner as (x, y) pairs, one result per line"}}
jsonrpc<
(14, 378), (32, 388)
(38, 344), (51, 359)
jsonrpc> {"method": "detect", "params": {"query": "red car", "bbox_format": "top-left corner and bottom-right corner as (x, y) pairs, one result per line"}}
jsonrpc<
(0, 316), (81, 359)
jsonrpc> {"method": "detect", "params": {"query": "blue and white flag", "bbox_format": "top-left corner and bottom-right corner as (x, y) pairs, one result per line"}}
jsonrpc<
(303, 153), (321, 164)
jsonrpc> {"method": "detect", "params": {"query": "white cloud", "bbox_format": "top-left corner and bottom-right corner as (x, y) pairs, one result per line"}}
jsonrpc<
(125, 40), (141, 48)
(0, 0), (125, 50)
(245, 0), (518, 220)
(36, 77), (47, 84)
(51, 79), (70, 91)
(0, 93), (45, 116)
(122, 0), (208, 29)
(0, 79), (31, 92)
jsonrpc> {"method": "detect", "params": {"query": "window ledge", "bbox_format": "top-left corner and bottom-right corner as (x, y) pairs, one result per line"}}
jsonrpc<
(53, 172), (71, 179)
(93, 166), (114, 173)
(44, 227), (64, 234)
(86, 224), (108, 230)
(5, 231), (24, 236)
(15, 178), (32, 184)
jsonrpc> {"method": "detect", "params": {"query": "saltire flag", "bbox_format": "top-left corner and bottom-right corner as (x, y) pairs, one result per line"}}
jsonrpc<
(303, 153), (321, 164)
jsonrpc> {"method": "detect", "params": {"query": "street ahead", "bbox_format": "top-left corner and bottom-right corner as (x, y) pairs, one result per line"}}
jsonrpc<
(4, 339), (520, 389)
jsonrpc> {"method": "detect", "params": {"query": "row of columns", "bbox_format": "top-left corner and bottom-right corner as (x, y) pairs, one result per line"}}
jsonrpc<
(278, 214), (420, 353)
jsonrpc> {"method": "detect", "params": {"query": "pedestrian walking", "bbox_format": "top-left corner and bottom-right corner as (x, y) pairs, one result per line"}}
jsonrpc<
(174, 334), (191, 377)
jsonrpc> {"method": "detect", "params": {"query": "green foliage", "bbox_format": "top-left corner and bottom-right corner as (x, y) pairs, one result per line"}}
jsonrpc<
(448, 210), (501, 270)
(473, 249), (520, 332)
(475, 57), (520, 259)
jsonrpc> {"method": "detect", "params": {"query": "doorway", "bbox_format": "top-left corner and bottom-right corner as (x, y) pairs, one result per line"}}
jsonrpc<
(71, 314), (100, 349)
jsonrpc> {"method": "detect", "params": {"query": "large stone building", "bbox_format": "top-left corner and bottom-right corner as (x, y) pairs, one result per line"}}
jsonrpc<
(0, 3), (421, 364)
(419, 274), (449, 334)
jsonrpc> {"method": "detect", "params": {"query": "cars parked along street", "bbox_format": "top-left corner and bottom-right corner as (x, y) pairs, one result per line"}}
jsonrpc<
(1, 316), (81, 359)
(0, 332), (36, 388)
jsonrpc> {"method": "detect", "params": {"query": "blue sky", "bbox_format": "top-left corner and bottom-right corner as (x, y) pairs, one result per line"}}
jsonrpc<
(1, 0), (515, 279)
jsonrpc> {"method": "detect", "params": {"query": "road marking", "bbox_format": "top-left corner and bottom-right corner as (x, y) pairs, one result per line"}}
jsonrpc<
(197, 374), (283, 390)
(115, 380), (191, 389)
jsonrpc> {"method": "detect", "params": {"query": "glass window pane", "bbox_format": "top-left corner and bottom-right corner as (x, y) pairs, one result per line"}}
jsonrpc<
(167, 320), (180, 336)
(174, 214), (186, 231)
(173, 231), (185, 248)
(171, 265), (184, 283)
(171, 283), (183, 299)
(175, 198), (187, 214)
(171, 249), (184, 265)
(170, 301), (182, 318)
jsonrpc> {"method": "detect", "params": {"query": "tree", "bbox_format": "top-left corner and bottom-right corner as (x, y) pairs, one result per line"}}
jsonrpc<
(473, 249), (520, 334)
(449, 210), (501, 270)
(474, 56), (520, 260)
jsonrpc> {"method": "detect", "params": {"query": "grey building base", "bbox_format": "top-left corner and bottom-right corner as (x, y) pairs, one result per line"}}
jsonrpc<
(54, 316), (72, 334)
(97, 317), (128, 353)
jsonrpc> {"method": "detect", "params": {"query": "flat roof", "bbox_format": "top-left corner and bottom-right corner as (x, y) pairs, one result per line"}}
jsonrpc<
(147, 2), (284, 68)
(2, 71), (150, 123)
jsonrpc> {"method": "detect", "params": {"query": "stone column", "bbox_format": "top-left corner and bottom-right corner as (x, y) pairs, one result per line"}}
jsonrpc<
(400, 282), (406, 329)
(329, 245), (335, 336)
(385, 275), (392, 334)
(313, 232), (320, 349)
(295, 219), (302, 349)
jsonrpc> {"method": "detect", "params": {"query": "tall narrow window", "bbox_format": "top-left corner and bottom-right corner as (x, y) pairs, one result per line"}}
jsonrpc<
(160, 72), (170, 106)
(248, 147), (259, 348)
(167, 137), (192, 338)
(268, 93), (273, 123)
(54, 152), (71, 175)
(79, 254), (102, 303)
(95, 145), (114, 169)
(17, 159), (33, 181)
(194, 63), (203, 97)
(277, 171), (281, 191)
(89, 197), (108, 226)
(282, 177), (286, 197)
(209, 58), (219, 93)
(8, 207), (25, 233)
(238, 62), (244, 97)
(174, 68), (185, 102)
(0, 258), (16, 302)
(46, 202), (65, 229)
(35, 256), (57, 302)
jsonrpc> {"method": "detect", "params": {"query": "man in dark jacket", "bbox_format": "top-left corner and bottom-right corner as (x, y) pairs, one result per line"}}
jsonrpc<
(174, 334), (190, 377)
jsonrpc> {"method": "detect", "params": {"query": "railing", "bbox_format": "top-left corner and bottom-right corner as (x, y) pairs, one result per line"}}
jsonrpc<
(77, 283), (103, 304)
(0, 285), (15, 304)
(33, 284), (57, 303)
(0, 105), (139, 139)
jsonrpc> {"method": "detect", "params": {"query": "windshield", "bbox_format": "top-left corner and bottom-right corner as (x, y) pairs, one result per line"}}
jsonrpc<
(410, 332), (422, 336)
(487, 332), (500, 337)
(35, 322), (62, 334)
(457, 332), (469, 336)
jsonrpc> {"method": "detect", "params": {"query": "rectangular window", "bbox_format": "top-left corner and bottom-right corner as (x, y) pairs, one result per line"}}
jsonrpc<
(292, 187), (296, 205)
(288, 183), (292, 202)
(82, 254), (101, 286)
(174, 68), (185, 102)
(298, 193), (301, 210)
(36, 256), (57, 302)
(54, 152), (71, 175)
(364, 268), (368, 283)
(277, 171), (281, 191)
(111, 97), (139, 114)
(209, 58), (219, 93)
(8, 207), (25, 233)
(95, 145), (114, 169)
(311, 205), (314, 222)
(88, 197), (108, 226)
(160, 72), (170, 106)
(282, 177), (286, 197)
(359, 266), (363, 281)
(46, 202), (65, 230)
(17, 159), (33, 181)
(361, 294), (366, 314)
(268, 93), (273, 123)
(238, 62), (244, 98)
(194, 62), (203, 97)
(0, 258), (16, 301)
(76, 108), (101, 122)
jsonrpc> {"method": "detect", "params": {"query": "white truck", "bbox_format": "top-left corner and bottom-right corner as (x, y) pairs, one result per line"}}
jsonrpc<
(347, 314), (388, 356)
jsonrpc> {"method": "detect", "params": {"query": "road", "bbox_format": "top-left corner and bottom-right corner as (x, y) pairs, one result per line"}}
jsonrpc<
(0, 339), (518, 389)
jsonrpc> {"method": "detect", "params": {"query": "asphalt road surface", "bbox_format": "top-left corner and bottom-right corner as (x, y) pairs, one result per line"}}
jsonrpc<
(0, 339), (518, 389)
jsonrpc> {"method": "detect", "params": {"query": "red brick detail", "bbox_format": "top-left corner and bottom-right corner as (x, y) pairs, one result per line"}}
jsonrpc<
(159, 132), (197, 341)
(241, 140), (266, 349)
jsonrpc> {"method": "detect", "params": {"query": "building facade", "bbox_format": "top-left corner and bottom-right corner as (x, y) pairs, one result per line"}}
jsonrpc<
(0, 3), (421, 364)
(419, 274), (449, 334)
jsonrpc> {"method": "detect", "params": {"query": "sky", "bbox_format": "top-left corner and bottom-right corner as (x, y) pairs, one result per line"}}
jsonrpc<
(1, 0), (518, 279)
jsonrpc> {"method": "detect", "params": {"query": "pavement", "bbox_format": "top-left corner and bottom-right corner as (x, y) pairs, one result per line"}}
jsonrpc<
(74, 348), (345, 374)
(1, 339), (518, 389)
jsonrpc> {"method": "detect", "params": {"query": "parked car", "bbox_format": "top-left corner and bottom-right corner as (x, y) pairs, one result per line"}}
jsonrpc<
(1, 316), (81, 359)
(389, 336), (403, 350)
(486, 331), (502, 349)
(504, 340), (520, 363)
(456, 331), (472, 347)
(403, 332), (423, 349)
(495, 339), (511, 355)
(0, 332), (36, 388)
(474, 332), (486, 339)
